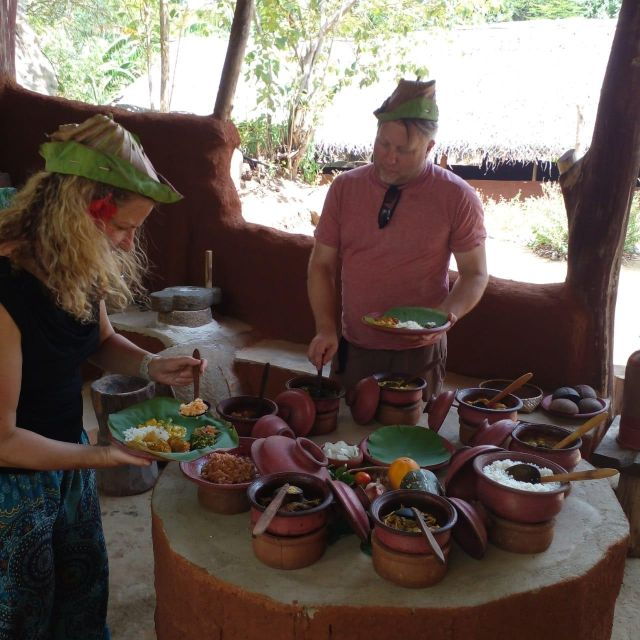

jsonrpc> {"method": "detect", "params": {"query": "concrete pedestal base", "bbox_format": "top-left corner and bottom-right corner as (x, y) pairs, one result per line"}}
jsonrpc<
(152, 404), (629, 640)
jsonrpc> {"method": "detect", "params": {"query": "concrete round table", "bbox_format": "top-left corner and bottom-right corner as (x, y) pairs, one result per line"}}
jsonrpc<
(152, 407), (629, 640)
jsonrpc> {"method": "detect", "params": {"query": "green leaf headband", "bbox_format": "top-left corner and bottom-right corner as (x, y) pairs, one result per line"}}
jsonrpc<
(374, 96), (439, 123)
(40, 140), (183, 204)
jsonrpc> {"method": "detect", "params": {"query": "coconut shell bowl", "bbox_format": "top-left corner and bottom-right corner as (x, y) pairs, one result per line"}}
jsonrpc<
(179, 437), (257, 514)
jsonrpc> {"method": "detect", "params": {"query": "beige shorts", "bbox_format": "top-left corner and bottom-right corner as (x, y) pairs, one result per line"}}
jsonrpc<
(331, 335), (447, 399)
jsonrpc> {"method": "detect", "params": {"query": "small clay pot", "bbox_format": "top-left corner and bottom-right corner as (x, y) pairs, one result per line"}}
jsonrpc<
(459, 417), (481, 445)
(252, 525), (327, 570)
(285, 375), (345, 414)
(371, 531), (451, 588)
(509, 423), (582, 471)
(251, 414), (295, 439)
(486, 509), (555, 554)
(473, 451), (570, 524)
(456, 388), (523, 427)
(179, 438), (257, 515)
(247, 471), (332, 536)
(375, 400), (423, 426)
(471, 418), (518, 448)
(373, 372), (427, 405)
(370, 490), (457, 555)
(217, 396), (278, 437)
(310, 408), (339, 435)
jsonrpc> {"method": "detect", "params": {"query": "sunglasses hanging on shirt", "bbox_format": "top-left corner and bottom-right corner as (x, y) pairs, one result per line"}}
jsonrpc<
(378, 185), (402, 229)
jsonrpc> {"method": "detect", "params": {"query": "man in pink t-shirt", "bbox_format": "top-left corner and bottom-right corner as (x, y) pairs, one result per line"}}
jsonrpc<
(307, 79), (488, 395)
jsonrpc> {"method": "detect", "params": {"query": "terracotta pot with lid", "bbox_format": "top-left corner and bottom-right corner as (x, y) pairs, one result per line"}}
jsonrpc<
(251, 435), (329, 479)
(509, 422), (582, 471)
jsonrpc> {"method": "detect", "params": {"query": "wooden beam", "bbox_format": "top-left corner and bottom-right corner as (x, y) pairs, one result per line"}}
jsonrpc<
(213, 0), (254, 120)
(0, 0), (18, 79)
(561, 0), (640, 396)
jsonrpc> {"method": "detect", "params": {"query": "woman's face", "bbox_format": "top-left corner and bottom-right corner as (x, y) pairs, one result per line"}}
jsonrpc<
(104, 195), (154, 251)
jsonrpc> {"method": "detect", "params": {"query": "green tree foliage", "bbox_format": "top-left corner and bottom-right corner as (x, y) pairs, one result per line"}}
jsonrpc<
(23, 0), (230, 106)
(242, 0), (502, 179)
(490, 0), (621, 21)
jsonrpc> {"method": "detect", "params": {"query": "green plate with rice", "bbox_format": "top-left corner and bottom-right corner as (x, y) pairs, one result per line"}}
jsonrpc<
(108, 396), (238, 461)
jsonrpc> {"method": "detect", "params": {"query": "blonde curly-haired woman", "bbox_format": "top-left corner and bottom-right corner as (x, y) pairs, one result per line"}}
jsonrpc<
(0, 114), (203, 639)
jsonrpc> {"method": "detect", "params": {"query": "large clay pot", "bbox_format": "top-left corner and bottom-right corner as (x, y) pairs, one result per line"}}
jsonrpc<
(285, 375), (345, 414)
(373, 372), (427, 405)
(456, 387), (523, 427)
(370, 490), (457, 555)
(217, 396), (278, 437)
(247, 472), (332, 536)
(509, 423), (582, 471)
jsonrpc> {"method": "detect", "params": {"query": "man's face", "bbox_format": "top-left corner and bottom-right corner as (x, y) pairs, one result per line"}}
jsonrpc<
(373, 121), (435, 186)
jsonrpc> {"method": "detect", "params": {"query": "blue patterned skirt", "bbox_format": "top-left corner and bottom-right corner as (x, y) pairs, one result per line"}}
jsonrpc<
(0, 460), (109, 640)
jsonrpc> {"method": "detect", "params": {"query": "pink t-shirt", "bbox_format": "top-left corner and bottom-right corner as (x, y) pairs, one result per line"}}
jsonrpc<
(314, 162), (486, 350)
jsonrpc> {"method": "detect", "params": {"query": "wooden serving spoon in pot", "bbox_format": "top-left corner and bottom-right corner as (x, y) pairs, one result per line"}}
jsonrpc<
(395, 506), (446, 564)
(252, 484), (304, 536)
(552, 412), (608, 450)
(486, 372), (533, 408)
(505, 465), (618, 484)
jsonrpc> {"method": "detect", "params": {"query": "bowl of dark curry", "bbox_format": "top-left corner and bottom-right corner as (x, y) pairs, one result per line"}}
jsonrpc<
(509, 422), (582, 471)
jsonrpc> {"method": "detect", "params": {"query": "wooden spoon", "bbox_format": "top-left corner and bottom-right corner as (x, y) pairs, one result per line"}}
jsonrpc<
(316, 364), (323, 394)
(395, 507), (446, 564)
(252, 483), (295, 536)
(506, 464), (618, 484)
(192, 348), (201, 401)
(258, 362), (270, 400)
(486, 372), (533, 407)
(552, 412), (608, 450)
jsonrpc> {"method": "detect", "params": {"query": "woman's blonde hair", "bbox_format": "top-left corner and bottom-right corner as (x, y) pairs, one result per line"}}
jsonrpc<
(0, 172), (148, 322)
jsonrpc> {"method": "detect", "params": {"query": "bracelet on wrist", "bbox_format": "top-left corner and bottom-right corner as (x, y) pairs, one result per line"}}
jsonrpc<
(139, 353), (158, 381)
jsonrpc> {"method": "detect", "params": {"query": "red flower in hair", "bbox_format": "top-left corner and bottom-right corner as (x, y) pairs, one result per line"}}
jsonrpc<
(88, 193), (117, 223)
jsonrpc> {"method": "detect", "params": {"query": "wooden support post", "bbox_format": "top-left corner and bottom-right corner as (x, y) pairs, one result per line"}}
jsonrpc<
(213, 0), (255, 120)
(0, 0), (18, 78)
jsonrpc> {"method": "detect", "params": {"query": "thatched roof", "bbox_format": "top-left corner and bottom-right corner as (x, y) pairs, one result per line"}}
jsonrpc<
(315, 18), (616, 165)
(115, 17), (616, 166)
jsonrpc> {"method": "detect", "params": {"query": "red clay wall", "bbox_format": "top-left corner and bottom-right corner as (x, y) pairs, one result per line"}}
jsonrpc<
(0, 78), (600, 391)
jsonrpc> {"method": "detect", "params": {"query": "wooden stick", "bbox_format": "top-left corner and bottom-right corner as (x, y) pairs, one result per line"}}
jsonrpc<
(205, 250), (213, 288)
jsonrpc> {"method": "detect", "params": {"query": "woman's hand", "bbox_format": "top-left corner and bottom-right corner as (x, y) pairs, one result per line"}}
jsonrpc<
(96, 445), (152, 468)
(148, 355), (208, 387)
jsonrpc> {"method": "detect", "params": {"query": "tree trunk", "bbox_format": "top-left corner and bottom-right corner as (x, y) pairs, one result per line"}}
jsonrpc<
(159, 0), (170, 112)
(560, 0), (640, 396)
(0, 0), (17, 78)
(214, 0), (254, 120)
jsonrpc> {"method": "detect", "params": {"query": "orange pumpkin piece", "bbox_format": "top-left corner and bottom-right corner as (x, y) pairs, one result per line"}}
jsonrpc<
(388, 457), (420, 489)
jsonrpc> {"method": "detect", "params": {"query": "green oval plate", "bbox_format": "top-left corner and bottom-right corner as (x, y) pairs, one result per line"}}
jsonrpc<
(366, 425), (452, 468)
(108, 396), (239, 462)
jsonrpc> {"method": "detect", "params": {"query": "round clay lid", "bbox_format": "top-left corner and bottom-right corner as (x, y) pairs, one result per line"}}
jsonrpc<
(443, 444), (502, 498)
(470, 419), (518, 447)
(425, 389), (456, 432)
(350, 376), (380, 425)
(329, 479), (371, 541)
(448, 497), (488, 559)
(274, 389), (316, 436)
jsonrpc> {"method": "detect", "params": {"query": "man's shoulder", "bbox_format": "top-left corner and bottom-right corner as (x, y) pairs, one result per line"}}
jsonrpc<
(329, 163), (374, 187)
(429, 164), (480, 201)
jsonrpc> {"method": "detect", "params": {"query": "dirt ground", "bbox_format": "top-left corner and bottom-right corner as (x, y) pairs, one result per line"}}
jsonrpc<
(238, 174), (639, 367)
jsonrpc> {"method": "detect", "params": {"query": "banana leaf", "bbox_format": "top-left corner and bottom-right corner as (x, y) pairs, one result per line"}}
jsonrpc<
(108, 396), (238, 461)
(367, 425), (450, 466)
(385, 306), (448, 328)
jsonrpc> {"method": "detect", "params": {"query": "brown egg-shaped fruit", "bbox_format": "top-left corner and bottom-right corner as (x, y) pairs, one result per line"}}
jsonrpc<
(549, 398), (579, 415)
(578, 398), (602, 414)
(552, 387), (581, 403)
(574, 384), (597, 400)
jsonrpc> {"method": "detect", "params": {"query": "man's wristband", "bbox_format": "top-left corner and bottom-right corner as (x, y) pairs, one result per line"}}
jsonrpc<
(139, 353), (158, 381)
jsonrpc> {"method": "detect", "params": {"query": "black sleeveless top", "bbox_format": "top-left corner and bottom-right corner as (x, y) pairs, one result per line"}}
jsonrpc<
(0, 257), (100, 448)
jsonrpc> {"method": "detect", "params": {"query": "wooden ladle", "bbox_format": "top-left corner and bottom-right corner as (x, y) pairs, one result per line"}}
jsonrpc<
(252, 484), (304, 536)
(395, 506), (446, 564)
(552, 412), (608, 450)
(179, 348), (210, 417)
(486, 372), (533, 407)
(505, 465), (618, 484)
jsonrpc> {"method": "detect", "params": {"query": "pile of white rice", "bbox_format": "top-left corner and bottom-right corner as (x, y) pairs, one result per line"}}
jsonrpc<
(123, 425), (170, 443)
(482, 458), (561, 492)
(322, 441), (360, 461)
